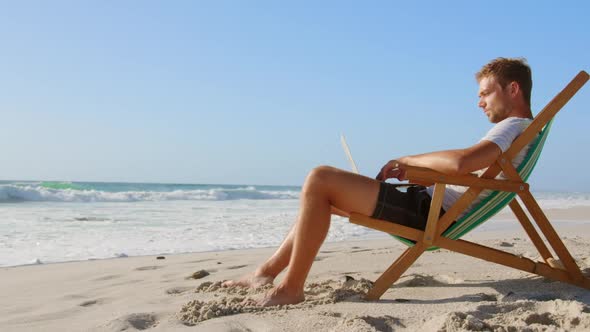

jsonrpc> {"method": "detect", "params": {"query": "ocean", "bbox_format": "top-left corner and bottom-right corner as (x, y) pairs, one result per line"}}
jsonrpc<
(1, 180), (589, 267)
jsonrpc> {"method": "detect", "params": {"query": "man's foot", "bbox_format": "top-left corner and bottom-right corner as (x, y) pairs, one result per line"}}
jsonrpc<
(256, 285), (305, 307)
(222, 271), (274, 289)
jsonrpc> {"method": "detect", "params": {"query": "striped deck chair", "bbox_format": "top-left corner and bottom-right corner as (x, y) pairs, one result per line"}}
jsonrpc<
(349, 70), (590, 300)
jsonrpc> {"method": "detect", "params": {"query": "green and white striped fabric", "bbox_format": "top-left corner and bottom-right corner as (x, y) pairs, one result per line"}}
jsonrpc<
(394, 120), (553, 249)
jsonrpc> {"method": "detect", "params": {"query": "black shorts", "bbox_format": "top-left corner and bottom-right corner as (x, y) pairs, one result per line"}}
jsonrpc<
(371, 182), (445, 231)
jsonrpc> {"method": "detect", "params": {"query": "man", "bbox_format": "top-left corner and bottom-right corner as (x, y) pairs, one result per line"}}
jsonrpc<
(223, 57), (534, 306)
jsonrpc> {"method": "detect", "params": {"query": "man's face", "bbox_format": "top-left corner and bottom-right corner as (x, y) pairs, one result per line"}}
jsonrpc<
(478, 76), (512, 123)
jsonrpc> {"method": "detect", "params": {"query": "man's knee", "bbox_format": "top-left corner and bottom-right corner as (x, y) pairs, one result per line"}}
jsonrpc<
(303, 165), (338, 193)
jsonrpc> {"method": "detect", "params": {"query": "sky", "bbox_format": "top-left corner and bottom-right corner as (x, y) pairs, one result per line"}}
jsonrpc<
(1, 1), (589, 191)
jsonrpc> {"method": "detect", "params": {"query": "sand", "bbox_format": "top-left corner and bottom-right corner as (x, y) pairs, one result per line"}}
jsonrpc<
(1, 219), (590, 331)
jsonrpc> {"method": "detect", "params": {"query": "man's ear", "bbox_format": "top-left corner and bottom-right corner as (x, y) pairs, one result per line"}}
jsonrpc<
(509, 81), (520, 97)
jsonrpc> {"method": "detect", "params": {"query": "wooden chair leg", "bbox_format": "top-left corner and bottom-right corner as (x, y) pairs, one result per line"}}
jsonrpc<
(435, 237), (590, 289)
(366, 242), (426, 300)
(518, 191), (584, 280)
(509, 200), (553, 262)
(424, 183), (445, 245)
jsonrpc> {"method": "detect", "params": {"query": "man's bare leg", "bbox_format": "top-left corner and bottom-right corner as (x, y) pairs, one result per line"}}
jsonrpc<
(257, 166), (380, 306)
(222, 205), (350, 288)
(221, 224), (296, 288)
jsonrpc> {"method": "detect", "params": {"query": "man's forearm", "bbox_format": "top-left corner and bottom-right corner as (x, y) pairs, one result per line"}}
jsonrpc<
(398, 150), (465, 175)
(392, 140), (502, 177)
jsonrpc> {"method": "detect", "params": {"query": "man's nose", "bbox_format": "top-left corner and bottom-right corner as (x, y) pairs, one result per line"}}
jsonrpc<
(478, 99), (485, 108)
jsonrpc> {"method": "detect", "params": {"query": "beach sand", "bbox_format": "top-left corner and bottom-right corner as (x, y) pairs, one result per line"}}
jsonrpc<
(2, 217), (590, 331)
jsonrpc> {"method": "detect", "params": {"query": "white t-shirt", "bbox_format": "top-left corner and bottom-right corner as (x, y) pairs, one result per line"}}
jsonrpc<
(426, 117), (533, 218)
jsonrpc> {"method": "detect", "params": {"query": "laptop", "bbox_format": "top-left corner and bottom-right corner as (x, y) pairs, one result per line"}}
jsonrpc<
(341, 135), (408, 188)
(340, 134), (360, 174)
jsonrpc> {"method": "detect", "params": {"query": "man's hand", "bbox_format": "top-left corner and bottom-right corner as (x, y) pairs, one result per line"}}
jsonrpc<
(376, 160), (407, 182)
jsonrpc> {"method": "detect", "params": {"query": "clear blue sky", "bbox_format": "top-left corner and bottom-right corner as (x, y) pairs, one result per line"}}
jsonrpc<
(1, 1), (589, 191)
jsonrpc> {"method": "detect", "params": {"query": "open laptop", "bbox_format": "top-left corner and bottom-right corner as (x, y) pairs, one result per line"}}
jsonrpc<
(340, 134), (360, 174)
(341, 135), (408, 188)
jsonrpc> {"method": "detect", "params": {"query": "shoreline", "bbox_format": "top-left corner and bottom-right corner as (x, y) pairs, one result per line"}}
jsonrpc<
(0, 231), (391, 270)
(3, 210), (590, 269)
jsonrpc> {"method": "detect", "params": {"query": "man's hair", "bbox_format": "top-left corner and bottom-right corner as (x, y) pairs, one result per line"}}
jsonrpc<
(476, 57), (532, 107)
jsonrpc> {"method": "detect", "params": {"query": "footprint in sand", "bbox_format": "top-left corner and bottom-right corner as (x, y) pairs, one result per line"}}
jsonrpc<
(226, 265), (248, 270)
(108, 279), (144, 287)
(317, 311), (342, 318)
(166, 286), (193, 295)
(106, 313), (159, 331)
(79, 298), (106, 307)
(350, 248), (373, 253)
(397, 273), (465, 288)
(135, 266), (164, 271)
(338, 315), (405, 332)
(186, 258), (214, 264)
(93, 274), (122, 281)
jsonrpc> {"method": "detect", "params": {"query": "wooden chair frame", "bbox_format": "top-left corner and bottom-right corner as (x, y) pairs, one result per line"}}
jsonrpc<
(349, 70), (590, 300)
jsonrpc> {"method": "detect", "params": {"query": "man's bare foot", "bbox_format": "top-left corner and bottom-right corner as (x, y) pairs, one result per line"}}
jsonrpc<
(256, 285), (304, 307)
(222, 271), (274, 289)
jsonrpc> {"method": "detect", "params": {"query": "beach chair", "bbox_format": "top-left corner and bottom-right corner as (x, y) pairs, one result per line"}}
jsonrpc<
(349, 70), (590, 300)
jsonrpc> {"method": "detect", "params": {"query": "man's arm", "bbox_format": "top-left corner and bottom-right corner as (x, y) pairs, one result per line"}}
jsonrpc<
(399, 140), (502, 175)
(377, 140), (502, 181)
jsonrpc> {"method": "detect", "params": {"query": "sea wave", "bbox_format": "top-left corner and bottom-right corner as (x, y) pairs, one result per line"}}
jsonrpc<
(533, 192), (590, 209)
(0, 184), (300, 203)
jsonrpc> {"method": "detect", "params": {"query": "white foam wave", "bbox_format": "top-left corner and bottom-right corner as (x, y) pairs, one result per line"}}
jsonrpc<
(534, 192), (590, 209)
(0, 185), (300, 203)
